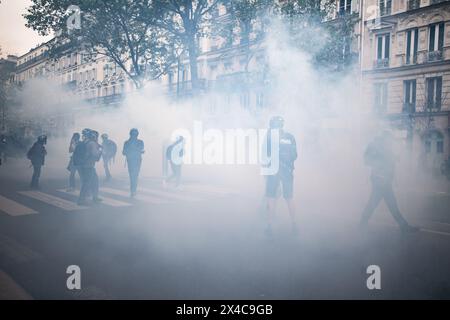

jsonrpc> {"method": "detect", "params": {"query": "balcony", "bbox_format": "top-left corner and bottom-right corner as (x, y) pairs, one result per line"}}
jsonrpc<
(407, 0), (421, 10)
(403, 102), (416, 114)
(374, 58), (390, 69)
(431, 0), (449, 4)
(427, 50), (443, 62)
(404, 54), (418, 65)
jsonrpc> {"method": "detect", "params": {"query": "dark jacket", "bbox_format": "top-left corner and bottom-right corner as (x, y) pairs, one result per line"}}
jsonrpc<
(27, 142), (47, 166)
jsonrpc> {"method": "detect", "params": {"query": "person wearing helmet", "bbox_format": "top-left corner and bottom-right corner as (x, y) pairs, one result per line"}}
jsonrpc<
(101, 133), (117, 181)
(164, 136), (185, 189)
(27, 135), (48, 189)
(360, 131), (419, 233)
(264, 116), (298, 236)
(67, 132), (81, 191)
(122, 128), (145, 197)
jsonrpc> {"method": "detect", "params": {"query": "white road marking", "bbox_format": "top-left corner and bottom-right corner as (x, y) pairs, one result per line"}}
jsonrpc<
(0, 195), (38, 216)
(58, 189), (131, 207)
(100, 187), (169, 205)
(18, 191), (86, 211)
(139, 187), (203, 202)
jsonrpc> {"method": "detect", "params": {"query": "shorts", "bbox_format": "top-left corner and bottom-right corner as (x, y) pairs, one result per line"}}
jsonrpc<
(265, 170), (294, 199)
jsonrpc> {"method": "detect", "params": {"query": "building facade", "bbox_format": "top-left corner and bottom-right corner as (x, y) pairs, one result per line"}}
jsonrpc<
(14, 40), (133, 107)
(361, 0), (450, 173)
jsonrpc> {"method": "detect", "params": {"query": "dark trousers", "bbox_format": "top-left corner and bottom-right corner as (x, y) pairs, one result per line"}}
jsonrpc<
(30, 165), (42, 188)
(103, 157), (112, 180)
(360, 177), (409, 228)
(69, 167), (78, 189)
(127, 158), (141, 194)
(167, 162), (182, 186)
(79, 167), (99, 201)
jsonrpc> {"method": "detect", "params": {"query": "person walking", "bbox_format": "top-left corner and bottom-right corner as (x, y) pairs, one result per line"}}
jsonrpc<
(123, 128), (144, 198)
(360, 131), (419, 233)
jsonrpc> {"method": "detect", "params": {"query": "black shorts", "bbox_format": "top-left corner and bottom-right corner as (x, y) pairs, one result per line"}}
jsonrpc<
(265, 170), (294, 199)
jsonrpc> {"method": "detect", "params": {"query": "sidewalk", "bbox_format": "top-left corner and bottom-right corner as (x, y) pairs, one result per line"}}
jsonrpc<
(0, 270), (33, 300)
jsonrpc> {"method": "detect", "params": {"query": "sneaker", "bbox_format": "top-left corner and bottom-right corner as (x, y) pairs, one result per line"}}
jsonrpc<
(400, 225), (420, 233)
(93, 197), (103, 203)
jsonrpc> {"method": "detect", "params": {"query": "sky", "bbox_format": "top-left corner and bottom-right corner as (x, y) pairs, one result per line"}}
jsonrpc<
(0, 0), (52, 58)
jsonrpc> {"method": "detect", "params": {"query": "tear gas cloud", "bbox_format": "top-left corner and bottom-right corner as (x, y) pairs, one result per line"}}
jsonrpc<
(7, 18), (428, 284)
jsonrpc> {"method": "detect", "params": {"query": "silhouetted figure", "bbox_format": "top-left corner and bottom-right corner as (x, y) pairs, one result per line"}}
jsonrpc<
(75, 129), (102, 205)
(164, 136), (185, 188)
(0, 134), (6, 166)
(360, 131), (419, 233)
(123, 128), (144, 198)
(67, 132), (80, 191)
(27, 135), (47, 189)
(101, 133), (117, 181)
(264, 116), (298, 236)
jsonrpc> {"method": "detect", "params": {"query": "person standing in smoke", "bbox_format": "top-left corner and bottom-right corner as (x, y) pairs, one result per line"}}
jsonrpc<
(360, 131), (419, 233)
(101, 133), (117, 181)
(123, 128), (144, 198)
(163, 136), (185, 189)
(75, 129), (103, 205)
(67, 132), (80, 191)
(27, 135), (47, 189)
(263, 116), (298, 236)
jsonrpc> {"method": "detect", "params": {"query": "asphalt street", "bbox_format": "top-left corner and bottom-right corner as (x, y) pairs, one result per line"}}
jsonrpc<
(1, 159), (450, 299)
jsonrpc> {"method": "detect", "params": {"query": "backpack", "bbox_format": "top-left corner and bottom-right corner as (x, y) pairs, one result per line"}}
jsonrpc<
(72, 141), (88, 166)
(27, 143), (37, 161)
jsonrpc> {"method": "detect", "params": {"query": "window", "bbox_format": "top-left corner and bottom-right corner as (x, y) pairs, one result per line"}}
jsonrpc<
(379, 0), (392, 16)
(428, 22), (444, 61)
(408, 0), (420, 10)
(403, 80), (417, 113)
(374, 83), (388, 113)
(405, 28), (418, 64)
(426, 77), (442, 110)
(339, 0), (352, 15)
(423, 130), (444, 154)
(376, 34), (390, 67)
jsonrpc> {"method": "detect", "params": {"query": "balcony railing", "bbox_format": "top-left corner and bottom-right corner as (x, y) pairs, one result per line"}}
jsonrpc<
(427, 50), (443, 62)
(374, 58), (390, 68)
(405, 54), (418, 65)
(431, 0), (449, 5)
(408, 0), (421, 10)
(403, 102), (416, 113)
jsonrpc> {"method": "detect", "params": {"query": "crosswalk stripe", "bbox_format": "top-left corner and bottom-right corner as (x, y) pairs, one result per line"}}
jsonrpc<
(18, 191), (86, 211)
(100, 187), (169, 205)
(139, 187), (203, 202)
(0, 195), (37, 216)
(57, 189), (132, 208)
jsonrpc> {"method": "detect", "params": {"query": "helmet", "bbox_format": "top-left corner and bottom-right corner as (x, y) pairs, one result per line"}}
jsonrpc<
(130, 128), (139, 137)
(101, 133), (108, 140)
(91, 130), (99, 140)
(37, 135), (47, 144)
(82, 128), (91, 137)
(269, 116), (284, 129)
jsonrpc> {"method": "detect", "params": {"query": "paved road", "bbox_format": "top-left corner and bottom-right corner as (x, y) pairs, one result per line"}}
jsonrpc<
(1, 163), (450, 299)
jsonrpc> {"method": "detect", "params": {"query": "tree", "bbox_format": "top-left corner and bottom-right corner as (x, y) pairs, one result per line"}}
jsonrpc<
(152, 0), (221, 92)
(24, 0), (177, 89)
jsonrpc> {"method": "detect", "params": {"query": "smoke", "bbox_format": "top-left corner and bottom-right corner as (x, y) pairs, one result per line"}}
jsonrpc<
(5, 16), (440, 299)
